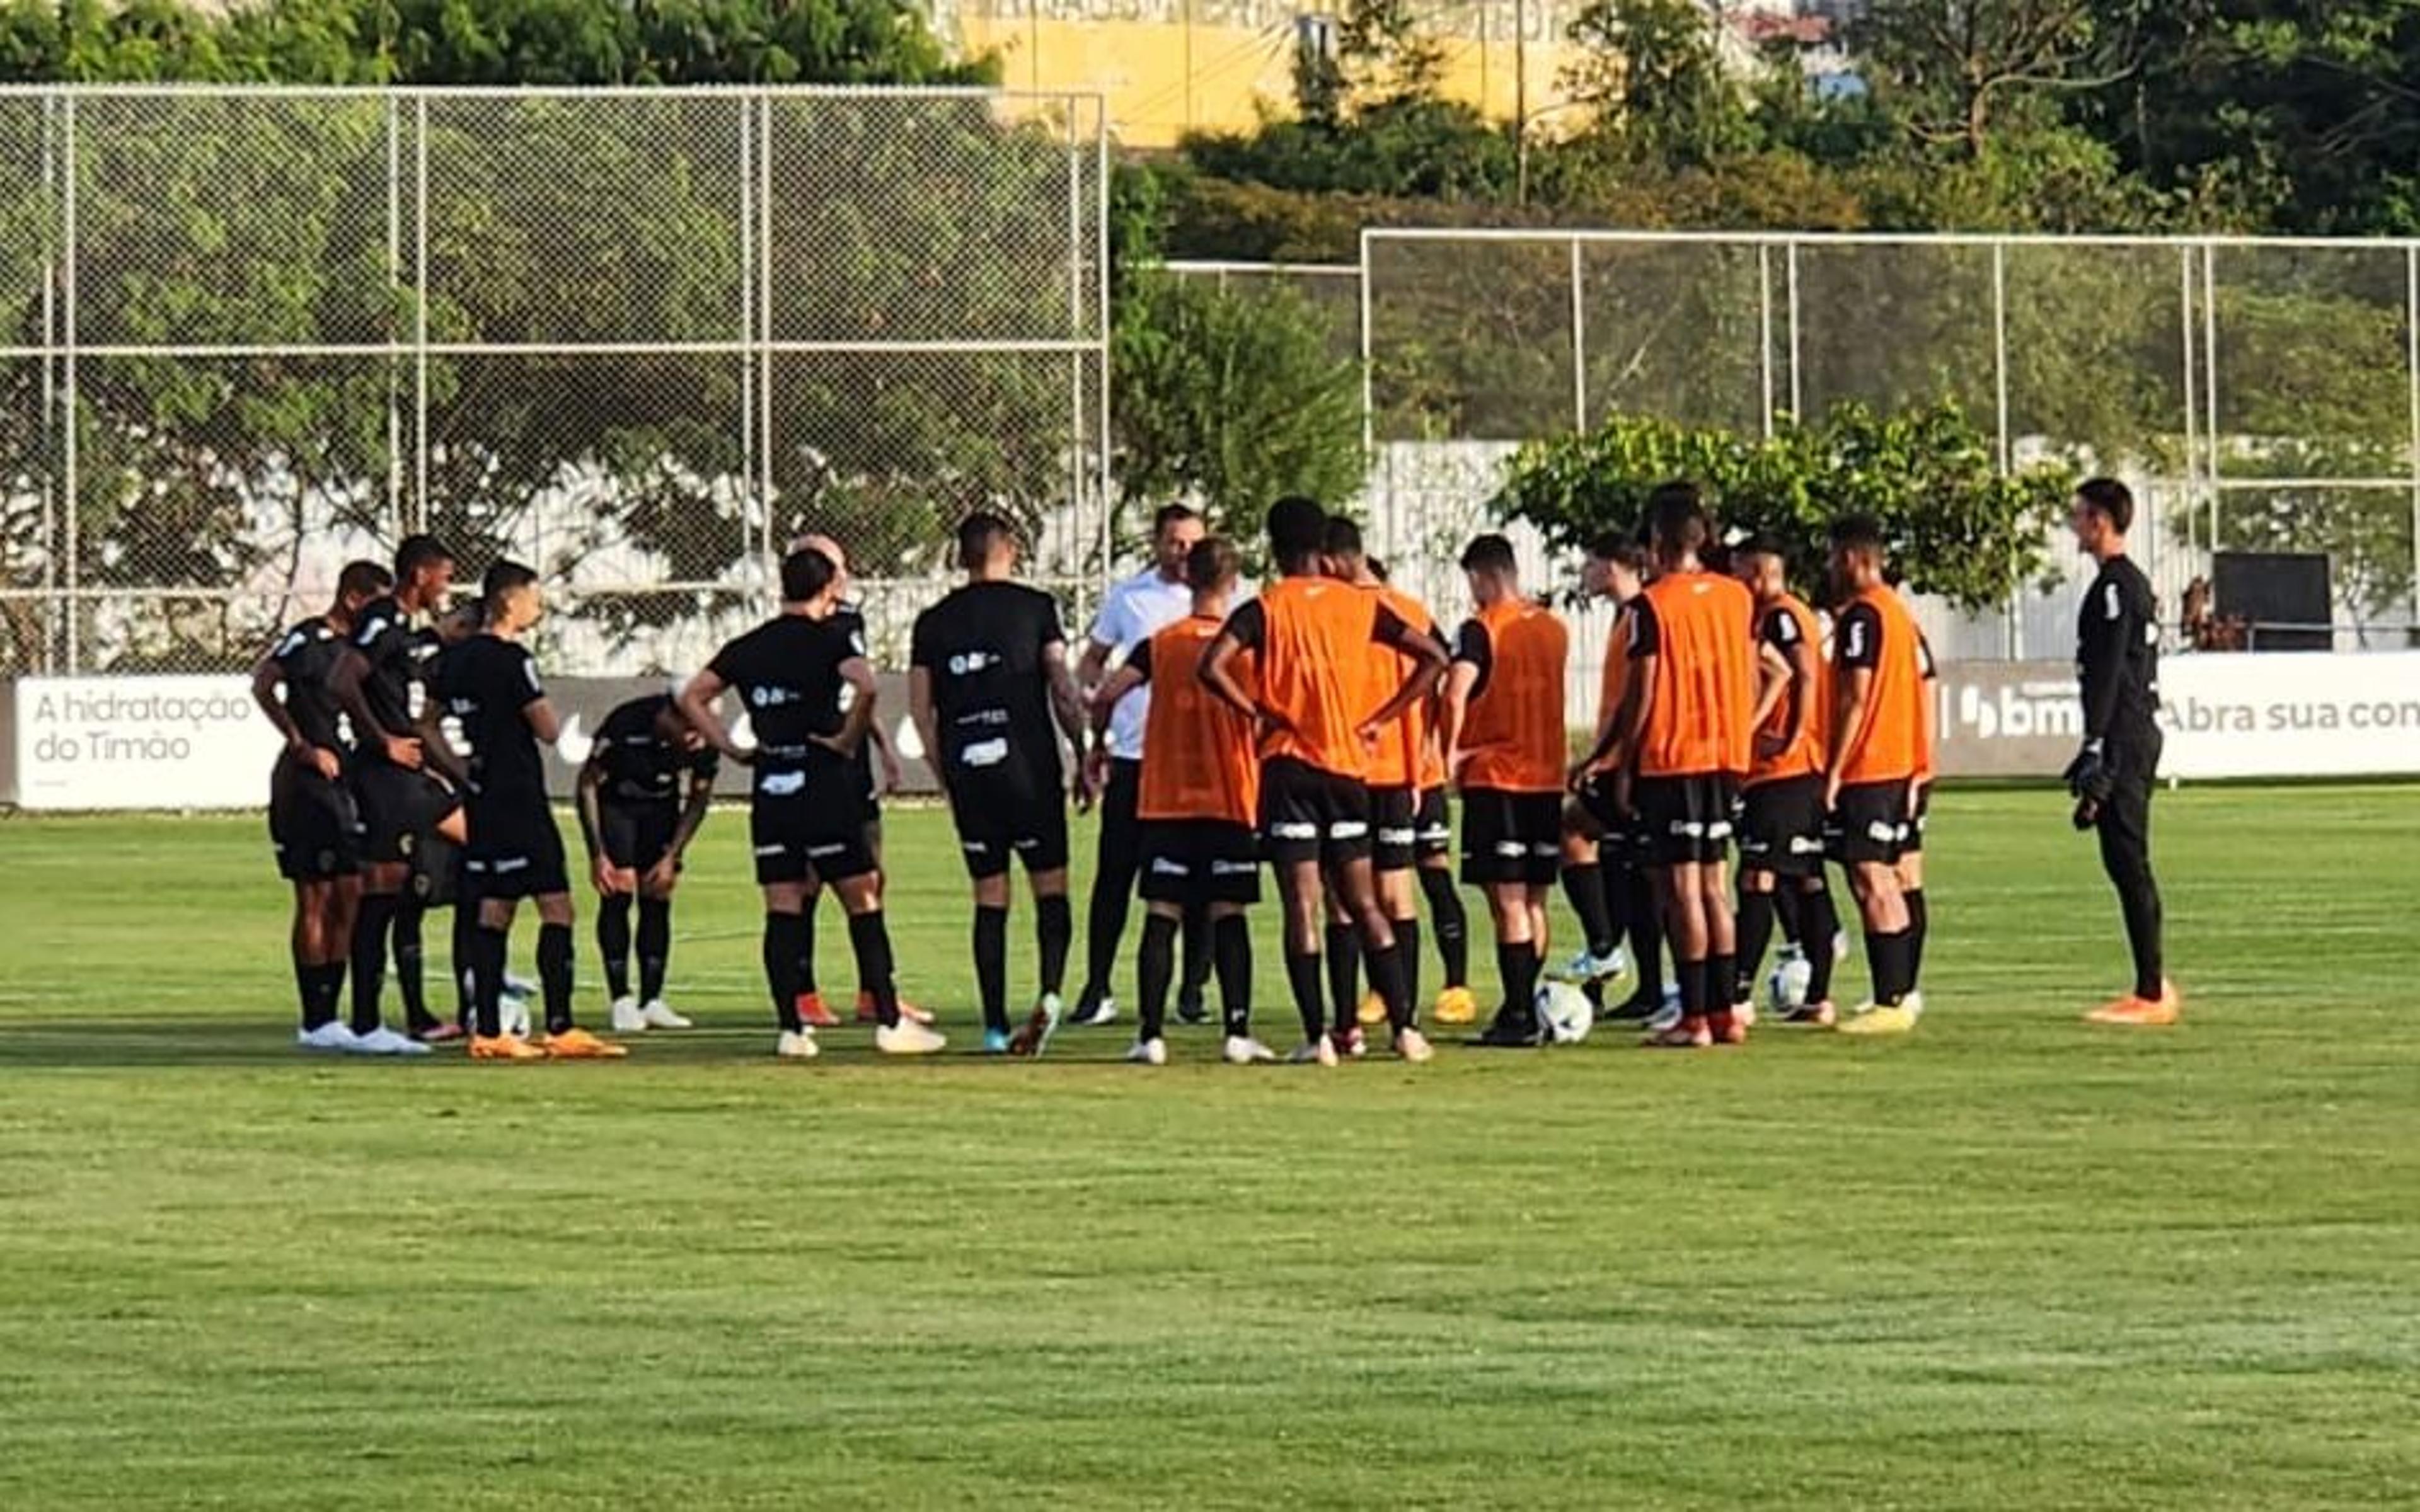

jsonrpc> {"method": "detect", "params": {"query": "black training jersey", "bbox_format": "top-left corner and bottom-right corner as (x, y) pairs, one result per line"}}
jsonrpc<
(592, 694), (718, 806)
(269, 617), (353, 755)
(348, 594), (424, 759)
(909, 580), (1067, 792)
(2077, 556), (2160, 750)
(705, 614), (858, 770)
(437, 633), (550, 806)
(834, 600), (880, 798)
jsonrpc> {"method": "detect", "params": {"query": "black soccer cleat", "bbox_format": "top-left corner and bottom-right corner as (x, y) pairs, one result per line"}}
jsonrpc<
(1469, 1009), (1544, 1049)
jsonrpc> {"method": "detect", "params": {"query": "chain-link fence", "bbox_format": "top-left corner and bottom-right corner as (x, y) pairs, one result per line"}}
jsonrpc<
(1357, 229), (2420, 667)
(0, 86), (1110, 676)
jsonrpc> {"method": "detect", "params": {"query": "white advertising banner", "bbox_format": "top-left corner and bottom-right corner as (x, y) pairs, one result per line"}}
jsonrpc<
(13, 675), (275, 811)
(2157, 651), (2420, 780)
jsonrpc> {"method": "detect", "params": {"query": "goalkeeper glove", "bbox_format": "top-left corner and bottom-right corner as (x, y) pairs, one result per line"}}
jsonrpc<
(2063, 738), (2109, 801)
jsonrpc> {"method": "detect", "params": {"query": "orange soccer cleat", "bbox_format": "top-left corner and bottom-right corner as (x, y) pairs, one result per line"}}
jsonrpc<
(543, 1027), (630, 1060)
(796, 992), (842, 1029)
(856, 991), (935, 1027)
(470, 1034), (546, 1063)
(2085, 980), (2182, 1028)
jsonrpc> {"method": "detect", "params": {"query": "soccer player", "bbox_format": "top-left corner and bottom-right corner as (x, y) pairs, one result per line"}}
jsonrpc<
(683, 547), (938, 1058)
(576, 690), (715, 1034)
(1564, 534), (1664, 1022)
(331, 534), (464, 1044)
(1069, 503), (1207, 1029)
(1409, 620), (1476, 1029)
(1089, 536), (1274, 1065)
(2066, 478), (2179, 1026)
(1574, 483), (1756, 1050)
(1823, 517), (1930, 1036)
(782, 531), (930, 1032)
(253, 560), (407, 1053)
(1197, 496), (1449, 1065)
(1730, 536), (1842, 1027)
(910, 513), (1094, 1055)
(1441, 534), (1572, 1047)
(1324, 524), (1446, 1048)
(437, 560), (623, 1062)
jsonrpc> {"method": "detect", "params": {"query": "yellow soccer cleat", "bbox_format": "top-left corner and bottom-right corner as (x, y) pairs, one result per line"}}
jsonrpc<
(1836, 1003), (1920, 1036)
(1356, 990), (1387, 1028)
(470, 1034), (546, 1063)
(543, 1026), (630, 1060)
(1431, 986), (1479, 1026)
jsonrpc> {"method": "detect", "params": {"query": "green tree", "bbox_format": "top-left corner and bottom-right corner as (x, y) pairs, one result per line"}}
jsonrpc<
(1111, 270), (1364, 534)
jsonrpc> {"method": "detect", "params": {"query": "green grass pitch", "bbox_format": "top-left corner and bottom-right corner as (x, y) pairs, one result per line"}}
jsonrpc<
(1, 787), (2415, 1508)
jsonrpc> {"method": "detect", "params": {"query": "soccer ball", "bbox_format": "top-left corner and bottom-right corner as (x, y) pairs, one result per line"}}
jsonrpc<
(1766, 951), (1813, 1014)
(1536, 980), (1595, 1045)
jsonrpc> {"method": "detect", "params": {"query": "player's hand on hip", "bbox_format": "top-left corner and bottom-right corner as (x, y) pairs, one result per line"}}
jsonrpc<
(383, 734), (424, 770)
(308, 746), (342, 782)
(1822, 772), (1842, 813)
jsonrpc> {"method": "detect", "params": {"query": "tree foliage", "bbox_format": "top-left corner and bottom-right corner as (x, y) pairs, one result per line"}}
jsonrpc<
(1502, 403), (2073, 614)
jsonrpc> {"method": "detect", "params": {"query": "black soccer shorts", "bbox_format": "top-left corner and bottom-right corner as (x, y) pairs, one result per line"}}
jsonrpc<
(1827, 780), (1913, 866)
(1257, 756), (1372, 867)
(1412, 786), (1452, 862)
(1738, 774), (1826, 878)
(947, 773), (1070, 881)
(463, 798), (571, 900)
(1139, 819), (1262, 907)
(353, 759), (457, 866)
(270, 759), (362, 882)
(1458, 787), (1562, 886)
(1632, 773), (1739, 867)
(601, 799), (681, 873)
(751, 765), (878, 886)
(1370, 784), (1420, 872)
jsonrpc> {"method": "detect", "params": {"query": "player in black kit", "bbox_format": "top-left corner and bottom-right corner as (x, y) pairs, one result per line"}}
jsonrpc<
(2065, 478), (2180, 1026)
(437, 560), (625, 1062)
(331, 534), (464, 1044)
(577, 691), (715, 1034)
(252, 560), (411, 1052)
(910, 513), (1095, 1057)
(681, 546), (945, 1058)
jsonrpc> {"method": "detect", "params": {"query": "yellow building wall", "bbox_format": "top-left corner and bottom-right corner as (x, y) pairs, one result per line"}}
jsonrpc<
(941, 1), (1588, 147)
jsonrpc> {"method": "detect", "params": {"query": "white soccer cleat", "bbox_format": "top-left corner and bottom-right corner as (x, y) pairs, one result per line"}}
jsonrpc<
(1646, 985), (1684, 1034)
(296, 1021), (360, 1052)
(1222, 1035), (1277, 1065)
(349, 1026), (432, 1057)
(1767, 951), (1814, 1014)
(1125, 1036), (1168, 1066)
(1733, 999), (1758, 1030)
(1393, 1026), (1435, 1063)
(875, 1018), (948, 1057)
(609, 996), (647, 1034)
(637, 1000), (692, 1030)
(1833, 930), (1851, 963)
(1288, 1038), (1341, 1068)
(775, 1029), (820, 1060)
(502, 971), (539, 1002)
(500, 996), (532, 1040)
(1555, 946), (1628, 984)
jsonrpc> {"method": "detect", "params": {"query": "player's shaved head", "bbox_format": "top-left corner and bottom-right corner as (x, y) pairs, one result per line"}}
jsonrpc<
(1265, 495), (1328, 570)
(1185, 536), (1242, 593)
(336, 559), (394, 607)
(781, 546), (838, 605)
(956, 512), (1018, 573)
(1648, 481), (1710, 561)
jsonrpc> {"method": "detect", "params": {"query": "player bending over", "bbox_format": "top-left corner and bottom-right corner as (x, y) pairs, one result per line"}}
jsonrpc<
(910, 514), (1094, 1055)
(1197, 496), (1449, 1066)
(1090, 537), (1275, 1065)
(577, 690), (715, 1034)
(1729, 536), (1844, 1028)
(2066, 478), (2180, 1026)
(255, 561), (403, 1053)
(683, 547), (940, 1059)
(1441, 534), (1572, 1048)
(1823, 518), (1931, 1036)
(437, 561), (623, 1062)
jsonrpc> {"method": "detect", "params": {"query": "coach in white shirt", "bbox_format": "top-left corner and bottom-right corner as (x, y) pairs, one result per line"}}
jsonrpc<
(1066, 504), (1206, 1028)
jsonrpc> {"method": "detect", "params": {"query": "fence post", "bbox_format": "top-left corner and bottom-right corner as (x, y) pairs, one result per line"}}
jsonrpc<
(1568, 234), (1586, 432)
(1993, 240), (2019, 658)
(737, 91), (756, 598)
(1757, 242), (1773, 440)
(758, 90), (775, 610)
(2407, 245), (2420, 634)
(38, 92), (56, 675)
(1094, 100), (1112, 610)
(385, 93), (403, 537)
(412, 92), (429, 533)
(2201, 243), (2220, 554)
(1785, 238), (1802, 422)
(60, 91), (76, 675)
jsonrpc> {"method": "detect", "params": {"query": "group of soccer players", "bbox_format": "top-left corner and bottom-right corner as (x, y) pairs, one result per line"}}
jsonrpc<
(256, 475), (2176, 1062)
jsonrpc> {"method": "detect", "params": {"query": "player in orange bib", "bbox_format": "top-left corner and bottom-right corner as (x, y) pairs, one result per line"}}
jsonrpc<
(1823, 515), (1931, 1034)
(1089, 537), (1273, 1066)
(1441, 534), (1572, 1047)
(1321, 519), (1449, 1050)
(1729, 536), (1842, 1026)
(1572, 483), (1756, 1049)
(1199, 496), (1451, 1065)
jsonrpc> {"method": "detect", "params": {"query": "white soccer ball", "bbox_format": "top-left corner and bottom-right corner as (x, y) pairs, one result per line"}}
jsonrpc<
(1766, 953), (1813, 1014)
(1536, 980), (1595, 1045)
(500, 994), (531, 1040)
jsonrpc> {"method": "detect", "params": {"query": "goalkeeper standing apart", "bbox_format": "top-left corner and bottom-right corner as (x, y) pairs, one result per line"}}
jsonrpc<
(2065, 478), (2179, 1026)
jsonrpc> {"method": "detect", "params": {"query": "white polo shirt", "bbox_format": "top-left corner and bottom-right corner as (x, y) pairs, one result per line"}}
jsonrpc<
(1088, 565), (1194, 762)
